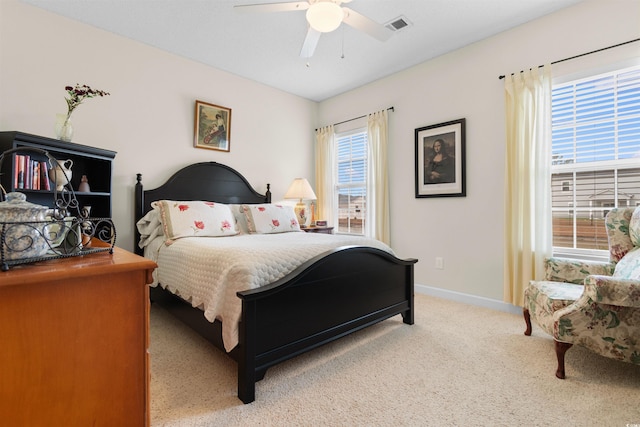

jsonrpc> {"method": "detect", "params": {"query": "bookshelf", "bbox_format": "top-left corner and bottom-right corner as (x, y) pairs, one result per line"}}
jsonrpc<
(0, 131), (117, 219)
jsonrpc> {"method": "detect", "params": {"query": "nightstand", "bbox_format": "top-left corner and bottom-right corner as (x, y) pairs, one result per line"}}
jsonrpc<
(301, 226), (334, 234)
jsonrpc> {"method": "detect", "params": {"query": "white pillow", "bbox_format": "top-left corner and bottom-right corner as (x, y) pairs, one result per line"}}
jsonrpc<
(242, 204), (301, 234)
(152, 200), (238, 242)
(136, 207), (164, 248)
(228, 204), (250, 234)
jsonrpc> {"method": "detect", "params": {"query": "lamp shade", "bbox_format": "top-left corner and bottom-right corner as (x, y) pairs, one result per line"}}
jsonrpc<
(284, 178), (317, 201)
(306, 2), (343, 33)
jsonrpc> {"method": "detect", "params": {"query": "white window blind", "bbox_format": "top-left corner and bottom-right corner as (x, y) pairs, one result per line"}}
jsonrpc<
(336, 130), (367, 235)
(551, 65), (640, 257)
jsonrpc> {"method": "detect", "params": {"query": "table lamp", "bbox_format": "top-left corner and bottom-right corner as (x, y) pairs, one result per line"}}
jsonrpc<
(284, 178), (317, 227)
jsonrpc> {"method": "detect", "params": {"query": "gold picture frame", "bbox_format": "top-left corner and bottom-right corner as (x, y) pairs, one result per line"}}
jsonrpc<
(194, 100), (231, 152)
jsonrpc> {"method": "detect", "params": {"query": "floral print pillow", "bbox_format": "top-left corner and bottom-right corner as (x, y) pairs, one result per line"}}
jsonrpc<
(242, 204), (301, 234)
(153, 200), (238, 243)
(629, 206), (640, 247)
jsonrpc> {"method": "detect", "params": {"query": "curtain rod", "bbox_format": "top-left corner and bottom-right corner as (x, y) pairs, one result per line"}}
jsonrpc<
(498, 38), (640, 80)
(315, 106), (394, 131)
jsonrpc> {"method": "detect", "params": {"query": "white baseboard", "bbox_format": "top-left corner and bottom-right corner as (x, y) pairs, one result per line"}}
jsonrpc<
(415, 283), (522, 316)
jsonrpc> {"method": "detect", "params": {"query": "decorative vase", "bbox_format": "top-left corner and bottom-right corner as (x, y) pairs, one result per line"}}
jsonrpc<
(54, 113), (74, 142)
(48, 158), (73, 191)
(78, 175), (90, 192)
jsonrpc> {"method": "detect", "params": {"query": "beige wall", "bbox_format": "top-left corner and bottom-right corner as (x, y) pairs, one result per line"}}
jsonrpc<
(0, 0), (317, 253)
(1, 0), (638, 306)
(318, 0), (640, 303)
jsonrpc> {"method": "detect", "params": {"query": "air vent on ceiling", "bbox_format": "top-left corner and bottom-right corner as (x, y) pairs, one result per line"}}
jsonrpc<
(385, 16), (411, 32)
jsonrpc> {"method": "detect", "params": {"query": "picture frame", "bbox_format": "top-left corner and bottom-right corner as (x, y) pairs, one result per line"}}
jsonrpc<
(194, 100), (231, 152)
(415, 118), (466, 198)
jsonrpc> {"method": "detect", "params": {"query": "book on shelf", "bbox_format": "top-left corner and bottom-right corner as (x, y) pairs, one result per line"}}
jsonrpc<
(13, 154), (20, 189)
(25, 155), (32, 189)
(13, 154), (54, 191)
(17, 154), (25, 189)
(40, 161), (50, 191)
(33, 161), (40, 190)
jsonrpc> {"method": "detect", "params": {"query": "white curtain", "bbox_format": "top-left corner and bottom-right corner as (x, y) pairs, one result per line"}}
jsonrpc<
(503, 65), (553, 306)
(314, 125), (335, 225)
(366, 110), (390, 245)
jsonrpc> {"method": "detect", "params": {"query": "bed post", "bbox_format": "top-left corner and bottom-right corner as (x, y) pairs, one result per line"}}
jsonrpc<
(402, 263), (415, 325)
(134, 173), (144, 256)
(238, 299), (257, 404)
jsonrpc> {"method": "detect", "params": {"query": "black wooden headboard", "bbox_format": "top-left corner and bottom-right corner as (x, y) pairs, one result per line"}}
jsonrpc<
(134, 162), (271, 254)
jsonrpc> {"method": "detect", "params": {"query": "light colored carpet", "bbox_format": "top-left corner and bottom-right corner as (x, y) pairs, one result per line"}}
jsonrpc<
(149, 294), (640, 426)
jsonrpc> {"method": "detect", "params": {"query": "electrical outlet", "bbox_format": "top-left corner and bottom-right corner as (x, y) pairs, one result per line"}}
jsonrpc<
(435, 257), (444, 269)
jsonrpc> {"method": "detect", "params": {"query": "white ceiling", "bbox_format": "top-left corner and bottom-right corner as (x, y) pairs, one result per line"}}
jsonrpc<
(22, 0), (584, 102)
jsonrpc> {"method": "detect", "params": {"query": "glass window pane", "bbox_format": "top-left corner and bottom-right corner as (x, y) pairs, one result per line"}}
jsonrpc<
(337, 187), (365, 234)
(552, 212), (608, 250)
(574, 170), (614, 208)
(551, 172), (573, 209)
(335, 130), (367, 235)
(551, 65), (640, 254)
(552, 211), (574, 248)
(552, 128), (575, 164)
(618, 168), (640, 207)
(575, 122), (615, 163)
(618, 68), (640, 118)
(618, 117), (640, 159)
(575, 213), (608, 250)
(575, 76), (614, 123)
(551, 85), (575, 127)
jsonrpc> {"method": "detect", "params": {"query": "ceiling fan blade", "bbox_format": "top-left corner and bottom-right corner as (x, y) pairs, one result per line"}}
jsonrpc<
(342, 7), (392, 42)
(234, 1), (309, 13)
(300, 27), (321, 58)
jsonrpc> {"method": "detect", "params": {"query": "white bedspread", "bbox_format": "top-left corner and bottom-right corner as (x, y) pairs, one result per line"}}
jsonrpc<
(145, 232), (393, 351)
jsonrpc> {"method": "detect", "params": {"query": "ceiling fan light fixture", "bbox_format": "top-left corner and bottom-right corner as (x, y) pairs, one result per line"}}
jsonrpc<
(306, 2), (343, 33)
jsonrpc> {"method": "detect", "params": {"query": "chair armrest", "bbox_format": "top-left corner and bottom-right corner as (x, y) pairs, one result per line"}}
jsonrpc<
(583, 275), (640, 307)
(544, 257), (615, 284)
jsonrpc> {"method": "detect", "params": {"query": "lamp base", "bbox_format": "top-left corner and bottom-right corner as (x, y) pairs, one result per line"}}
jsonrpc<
(294, 201), (307, 227)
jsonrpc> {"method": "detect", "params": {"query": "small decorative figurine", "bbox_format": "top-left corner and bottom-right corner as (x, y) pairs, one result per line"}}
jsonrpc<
(78, 175), (90, 192)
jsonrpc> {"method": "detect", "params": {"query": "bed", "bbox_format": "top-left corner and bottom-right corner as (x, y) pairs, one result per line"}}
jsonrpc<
(134, 162), (417, 403)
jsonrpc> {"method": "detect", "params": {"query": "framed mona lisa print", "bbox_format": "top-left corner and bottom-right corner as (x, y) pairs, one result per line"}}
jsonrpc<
(415, 118), (466, 198)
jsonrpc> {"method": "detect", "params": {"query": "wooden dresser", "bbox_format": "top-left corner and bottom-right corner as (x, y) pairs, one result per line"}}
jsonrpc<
(0, 247), (157, 426)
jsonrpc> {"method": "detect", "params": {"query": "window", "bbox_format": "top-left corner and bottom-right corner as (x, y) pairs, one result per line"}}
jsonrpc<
(335, 129), (367, 235)
(551, 65), (640, 257)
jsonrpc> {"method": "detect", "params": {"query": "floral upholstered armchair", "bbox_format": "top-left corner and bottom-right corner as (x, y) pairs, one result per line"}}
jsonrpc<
(523, 207), (640, 379)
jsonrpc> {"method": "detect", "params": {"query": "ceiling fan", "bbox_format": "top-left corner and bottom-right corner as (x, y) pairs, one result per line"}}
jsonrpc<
(234, 0), (393, 58)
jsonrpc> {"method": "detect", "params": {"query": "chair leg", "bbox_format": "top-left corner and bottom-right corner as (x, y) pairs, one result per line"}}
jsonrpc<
(523, 308), (532, 336)
(554, 340), (573, 379)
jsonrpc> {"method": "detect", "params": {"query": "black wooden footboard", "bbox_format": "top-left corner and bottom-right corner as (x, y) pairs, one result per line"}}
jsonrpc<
(237, 245), (417, 403)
